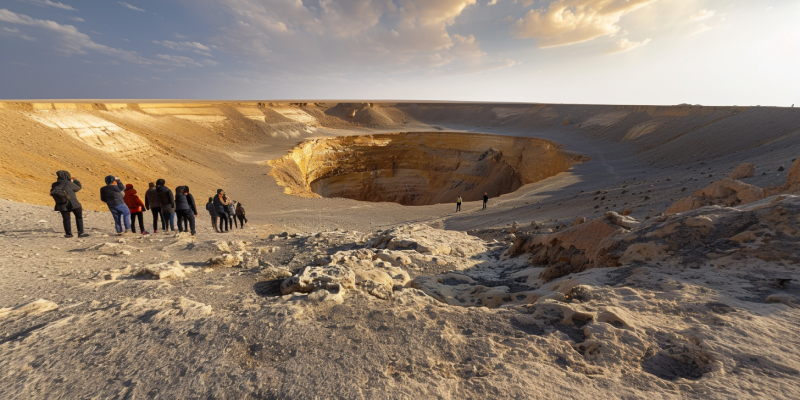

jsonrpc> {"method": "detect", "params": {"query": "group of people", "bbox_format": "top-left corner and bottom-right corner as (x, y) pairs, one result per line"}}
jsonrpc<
(455, 192), (490, 212)
(50, 170), (247, 238)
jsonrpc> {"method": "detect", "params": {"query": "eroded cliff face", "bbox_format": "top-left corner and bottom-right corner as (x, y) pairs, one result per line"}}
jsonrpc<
(268, 132), (588, 205)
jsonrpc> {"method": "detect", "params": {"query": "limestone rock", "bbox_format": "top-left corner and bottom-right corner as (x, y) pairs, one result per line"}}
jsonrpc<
(0, 299), (58, 320)
(729, 163), (755, 179)
(370, 223), (486, 258)
(605, 212), (639, 229)
(281, 265), (356, 295)
(666, 178), (764, 215)
(133, 261), (196, 280)
(571, 217), (586, 226)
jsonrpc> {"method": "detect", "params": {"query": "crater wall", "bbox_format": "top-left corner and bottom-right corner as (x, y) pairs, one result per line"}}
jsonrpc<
(268, 132), (588, 205)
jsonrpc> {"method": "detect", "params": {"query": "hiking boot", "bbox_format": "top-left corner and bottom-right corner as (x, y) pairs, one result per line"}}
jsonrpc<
(142, 231), (149, 235)
(64, 234), (74, 238)
(78, 233), (90, 238)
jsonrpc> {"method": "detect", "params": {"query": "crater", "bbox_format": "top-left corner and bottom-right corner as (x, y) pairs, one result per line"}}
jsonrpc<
(268, 132), (588, 206)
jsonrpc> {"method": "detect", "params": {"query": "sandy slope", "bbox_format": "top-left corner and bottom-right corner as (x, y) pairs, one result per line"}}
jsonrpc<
(0, 101), (799, 399)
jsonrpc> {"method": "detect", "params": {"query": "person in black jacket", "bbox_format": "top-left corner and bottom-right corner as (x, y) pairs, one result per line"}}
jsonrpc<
(155, 179), (176, 232)
(235, 202), (247, 228)
(100, 175), (131, 235)
(206, 197), (219, 233)
(213, 189), (230, 232)
(175, 185), (197, 236)
(482, 192), (488, 210)
(144, 182), (165, 233)
(51, 170), (88, 238)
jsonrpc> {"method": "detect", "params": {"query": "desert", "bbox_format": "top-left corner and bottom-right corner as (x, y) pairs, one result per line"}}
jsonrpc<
(0, 101), (799, 399)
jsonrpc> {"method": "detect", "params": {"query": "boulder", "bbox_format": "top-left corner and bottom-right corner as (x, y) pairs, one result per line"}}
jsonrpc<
(729, 163), (755, 179)
(133, 261), (196, 280)
(666, 178), (764, 215)
(281, 265), (356, 295)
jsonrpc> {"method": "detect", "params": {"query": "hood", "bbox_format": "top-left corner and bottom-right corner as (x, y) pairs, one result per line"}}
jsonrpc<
(104, 175), (116, 185)
(124, 187), (137, 195)
(56, 170), (71, 181)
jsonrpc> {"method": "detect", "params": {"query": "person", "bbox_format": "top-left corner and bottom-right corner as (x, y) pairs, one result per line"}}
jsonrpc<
(124, 184), (148, 234)
(155, 179), (176, 232)
(100, 175), (131, 235)
(482, 192), (488, 210)
(51, 170), (88, 238)
(456, 195), (462, 212)
(235, 202), (247, 228)
(227, 197), (238, 229)
(213, 189), (230, 232)
(206, 197), (219, 233)
(144, 182), (164, 233)
(175, 186), (197, 236)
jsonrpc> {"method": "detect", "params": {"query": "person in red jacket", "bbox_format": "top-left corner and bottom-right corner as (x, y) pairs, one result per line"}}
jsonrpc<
(123, 184), (148, 234)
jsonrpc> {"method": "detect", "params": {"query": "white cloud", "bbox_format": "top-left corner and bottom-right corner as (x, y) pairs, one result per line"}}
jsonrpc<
(603, 37), (651, 54)
(2, 26), (36, 41)
(70, 16), (84, 22)
(691, 9), (715, 21)
(487, 0), (500, 5)
(153, 40), (214, 56)
(0, 8), (147, 63)
(118, 2), (145, 12)
(194, 0), (512, 76)
(155, 54), (204, 67)
(14, 0), (76, 11)
(511, 0), (658, 48)
(690, 23), (712, 35)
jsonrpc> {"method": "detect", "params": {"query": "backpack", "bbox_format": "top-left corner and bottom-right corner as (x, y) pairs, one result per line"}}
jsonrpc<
(50, 184), (69, 205)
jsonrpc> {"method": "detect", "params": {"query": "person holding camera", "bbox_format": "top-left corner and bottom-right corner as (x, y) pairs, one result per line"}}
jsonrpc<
(100, 175), (131, 235)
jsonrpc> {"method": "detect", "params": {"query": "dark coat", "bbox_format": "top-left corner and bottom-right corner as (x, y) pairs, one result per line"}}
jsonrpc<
(155, 186), (175, 213)
(235, 203), (246, 218)
(145, 187), (160, 209)
(213, 194), (228, 214)
(100, 180), (125, 207)
(206, 202), (217, 217)
(175, 192), (197, 214)
(51, 170), (82, 212)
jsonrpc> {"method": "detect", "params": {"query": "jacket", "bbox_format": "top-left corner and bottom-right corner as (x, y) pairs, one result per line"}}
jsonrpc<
(175, 192), (197, 214)
(227, 200), (236, 215)
(155, 185), (175, 212)
(123, 185), (145, 213)
(100, 180), (125, 207)
(213, 194), (228, 214)
(51, 170), (82, 212)
(206, 202), (217, 217)
(145, 187), (160, 209)
(235, 203), (246, 217)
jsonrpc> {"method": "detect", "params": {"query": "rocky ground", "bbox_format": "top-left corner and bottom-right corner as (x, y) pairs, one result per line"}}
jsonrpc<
(1, 101), (799, 399)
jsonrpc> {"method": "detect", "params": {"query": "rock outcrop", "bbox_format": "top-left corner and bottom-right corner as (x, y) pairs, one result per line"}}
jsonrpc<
(729, 163), (755, 179)
(268, 132), (588, 205)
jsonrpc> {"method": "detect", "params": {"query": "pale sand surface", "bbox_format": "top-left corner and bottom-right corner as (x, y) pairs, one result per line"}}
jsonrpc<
(0, 101), (799, 399)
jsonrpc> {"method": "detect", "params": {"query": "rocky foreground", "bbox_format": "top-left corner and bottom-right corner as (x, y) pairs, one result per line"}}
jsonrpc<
(1, 172), (799, 398)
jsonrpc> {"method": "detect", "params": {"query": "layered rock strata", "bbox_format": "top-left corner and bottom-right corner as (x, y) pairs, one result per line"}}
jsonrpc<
(268, 132), (587, 205)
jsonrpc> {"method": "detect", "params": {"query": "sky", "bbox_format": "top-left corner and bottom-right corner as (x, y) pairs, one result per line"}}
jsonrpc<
(0, 0), (798, 105)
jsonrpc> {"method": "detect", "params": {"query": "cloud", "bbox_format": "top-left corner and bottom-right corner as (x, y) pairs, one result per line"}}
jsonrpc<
(511, 0), (658, 48)
(155, 54), (204, 67)
(192, 0), (513, 76)
(487, 0), (500, 5)
(154, 40), (214, 56)
(2, 26), (36, 41)
(14, 0), (76, 11)
(603, 37), (651, 54)
(690, 9), (715, 21)
(70, 16), (84, 22)
(690, 23), (711, 35)
(118, 2), (145, 12)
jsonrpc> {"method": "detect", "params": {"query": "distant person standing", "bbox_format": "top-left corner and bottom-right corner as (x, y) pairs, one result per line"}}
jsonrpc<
(214, 189), (230, 232)
(123, 184), (147, 234)
(456, 196), (462, 212)
(206, 197), (219, 233)
(50, 170), (88, 238)
(235, 202), (247, 228)
(145, 182), (164, 233)
(482, 192), (488, 210)
(228, 198), (238, 229)
(100, 175), (131, 235)
(155, 179), (176, 232)
(175, 186), (197, 236)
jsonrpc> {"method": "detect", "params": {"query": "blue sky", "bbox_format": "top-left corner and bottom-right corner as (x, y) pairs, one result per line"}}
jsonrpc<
(1, 0), (798, 105)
